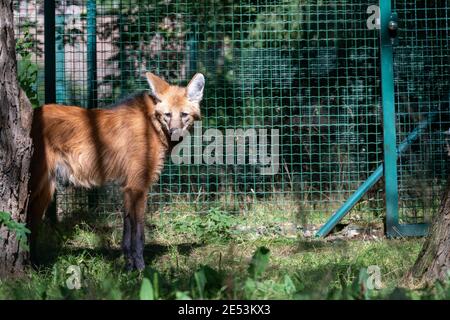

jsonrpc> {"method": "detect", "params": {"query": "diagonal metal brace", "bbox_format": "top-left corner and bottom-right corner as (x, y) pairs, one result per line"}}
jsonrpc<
(316, 112), (438, 237)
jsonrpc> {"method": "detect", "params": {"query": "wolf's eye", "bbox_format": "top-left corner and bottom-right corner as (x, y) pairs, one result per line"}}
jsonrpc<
(181, 112), (189, 118)
(164, 112), (172, 117)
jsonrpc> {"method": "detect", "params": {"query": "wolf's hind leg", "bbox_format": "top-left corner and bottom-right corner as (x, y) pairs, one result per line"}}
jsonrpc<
(27, 180), (55, 265)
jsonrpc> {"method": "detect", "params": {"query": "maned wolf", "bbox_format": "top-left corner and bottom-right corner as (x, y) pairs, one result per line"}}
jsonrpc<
(27, 72), (205, 270)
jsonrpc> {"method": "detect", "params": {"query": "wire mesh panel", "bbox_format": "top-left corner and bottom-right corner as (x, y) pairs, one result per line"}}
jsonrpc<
(393, 0), (450, 225)
(40, 0), (384, 224)
(12, 1), (450, 229)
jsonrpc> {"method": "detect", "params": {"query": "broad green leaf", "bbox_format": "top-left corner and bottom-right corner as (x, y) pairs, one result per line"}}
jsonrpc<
(140, 278), (154, 300)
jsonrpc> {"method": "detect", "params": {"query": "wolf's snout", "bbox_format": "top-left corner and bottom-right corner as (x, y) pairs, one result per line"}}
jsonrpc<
(170, 128), (183, 141)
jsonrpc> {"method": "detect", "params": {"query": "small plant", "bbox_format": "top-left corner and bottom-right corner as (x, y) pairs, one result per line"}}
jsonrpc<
(0, 211), (30, 250)
(16, 23), (39, 108)
(172, 208), (237, 243)
(198, 208), (237, 242)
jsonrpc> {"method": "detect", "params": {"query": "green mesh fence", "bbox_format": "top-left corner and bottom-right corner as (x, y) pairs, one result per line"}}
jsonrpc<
(13, 1), (450, 229)
(393, 1), (450, 224)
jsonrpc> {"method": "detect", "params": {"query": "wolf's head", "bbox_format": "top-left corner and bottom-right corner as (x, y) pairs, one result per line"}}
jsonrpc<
(145, 72), (204, 142)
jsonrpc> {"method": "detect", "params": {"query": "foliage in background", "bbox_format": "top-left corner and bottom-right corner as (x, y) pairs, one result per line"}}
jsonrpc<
(15, 22), (40, 108)
(0, 212), (30, 251)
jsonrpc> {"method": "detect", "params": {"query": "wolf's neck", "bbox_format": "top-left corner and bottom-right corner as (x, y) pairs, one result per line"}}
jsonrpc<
(144, 93), (170, 151)
(150, 115), (170, 151)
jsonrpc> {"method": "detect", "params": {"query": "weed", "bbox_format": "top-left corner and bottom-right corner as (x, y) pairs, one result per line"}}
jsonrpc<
(170, 208), (237, 243)
(16, 23), (39, 107)
(0, 211), (30, 251)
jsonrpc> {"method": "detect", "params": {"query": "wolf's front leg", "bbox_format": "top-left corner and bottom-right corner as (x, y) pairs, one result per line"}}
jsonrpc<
(122, 213), (133, 271)
(123, 188), (147, 271)
(132, 217), (146, 271)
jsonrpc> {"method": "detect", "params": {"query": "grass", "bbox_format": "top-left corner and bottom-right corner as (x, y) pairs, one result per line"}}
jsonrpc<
(0, 206), (448, 300)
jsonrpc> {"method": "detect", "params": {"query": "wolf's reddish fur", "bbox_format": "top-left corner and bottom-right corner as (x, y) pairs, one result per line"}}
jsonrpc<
(27, 73), (204, 270)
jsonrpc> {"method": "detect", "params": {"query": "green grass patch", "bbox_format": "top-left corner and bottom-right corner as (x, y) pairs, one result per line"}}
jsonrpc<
(0, 207), (448, 300)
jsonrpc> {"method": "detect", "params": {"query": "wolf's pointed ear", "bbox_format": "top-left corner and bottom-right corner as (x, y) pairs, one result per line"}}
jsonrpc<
(145, 72), (170, 102)
(187, 73), (205, 103)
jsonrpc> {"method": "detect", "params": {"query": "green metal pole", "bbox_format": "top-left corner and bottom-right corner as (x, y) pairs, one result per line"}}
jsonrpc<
(316, 166), (383, 237)
(187, 23), (198, 78)
(380, 0), (399, 237)
(44, 0), (57, 224)
(118, 1), (131, 96)
(55, 14), (66, 103)
(87, 0), (98, 213)
(119, 9), (126, 95)
(87, 0), (97, 109)
(44, 0), (55, 105)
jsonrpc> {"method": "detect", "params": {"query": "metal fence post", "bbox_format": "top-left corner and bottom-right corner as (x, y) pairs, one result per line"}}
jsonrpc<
(87, 0), (98, 214)
(87, 0), (97, 109)
(380, 0), (400, 236)
(44, 0), (55, 105)
(44, 0), (57, 223)
(187, 23), (198, 79)
(56, 14), (66, 103)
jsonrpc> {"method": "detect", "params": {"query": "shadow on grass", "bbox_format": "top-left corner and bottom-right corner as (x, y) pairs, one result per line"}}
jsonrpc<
(34, 210), (203, 268)
(40, 242), (202, 265)
(296, 238), (349, 252)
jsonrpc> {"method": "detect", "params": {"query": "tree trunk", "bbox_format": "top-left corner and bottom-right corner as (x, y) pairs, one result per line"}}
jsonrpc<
(0, 0), (33, 277)
(405, 179), (450, 286)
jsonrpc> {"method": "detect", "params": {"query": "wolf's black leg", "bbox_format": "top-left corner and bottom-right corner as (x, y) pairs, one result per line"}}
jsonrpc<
(132, 221), (145, 271)
(124, 188), (147, 271)
(122, 213), (133, 271)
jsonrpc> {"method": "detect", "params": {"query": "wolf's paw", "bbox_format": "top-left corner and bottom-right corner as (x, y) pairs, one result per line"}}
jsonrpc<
(133, 256), (145, 272)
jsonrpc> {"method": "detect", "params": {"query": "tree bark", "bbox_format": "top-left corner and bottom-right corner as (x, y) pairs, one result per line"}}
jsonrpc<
(0, 0), (33, 277)
(404, 179), (450, 287)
